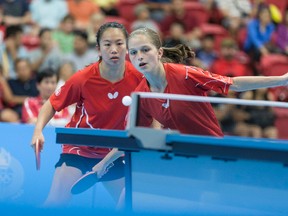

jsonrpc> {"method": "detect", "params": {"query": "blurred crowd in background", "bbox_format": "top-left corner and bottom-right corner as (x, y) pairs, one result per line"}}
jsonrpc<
(0, 0), (288, 139)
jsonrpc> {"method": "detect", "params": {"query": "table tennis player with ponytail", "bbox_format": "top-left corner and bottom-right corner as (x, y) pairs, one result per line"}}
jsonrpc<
(30, 22), (143, 208)
(127, 27), (288, 136)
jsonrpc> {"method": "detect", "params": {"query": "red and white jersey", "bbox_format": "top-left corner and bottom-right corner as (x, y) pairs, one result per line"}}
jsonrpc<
(22, 96), (71, 126)
(50, 61), (143, 158)
(135, 63), (233, 136)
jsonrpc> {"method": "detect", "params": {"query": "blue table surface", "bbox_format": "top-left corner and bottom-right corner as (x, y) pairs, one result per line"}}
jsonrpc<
(55, 127), (288, 151)
(56, 127), (129, 137)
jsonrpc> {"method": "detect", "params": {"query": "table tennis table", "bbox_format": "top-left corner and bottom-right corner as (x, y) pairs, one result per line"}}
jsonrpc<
(56, 127), (288, 215)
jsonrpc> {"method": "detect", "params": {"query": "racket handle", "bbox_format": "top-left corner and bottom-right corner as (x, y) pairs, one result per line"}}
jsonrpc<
(106, 162), (114, 171)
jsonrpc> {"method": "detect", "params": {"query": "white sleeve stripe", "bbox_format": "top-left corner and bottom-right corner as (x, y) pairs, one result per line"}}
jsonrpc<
(75, 103), (94, 129)
(75, 105), (84, 128)
(24, 99), (34, 118)
(84, 108), (94, 129)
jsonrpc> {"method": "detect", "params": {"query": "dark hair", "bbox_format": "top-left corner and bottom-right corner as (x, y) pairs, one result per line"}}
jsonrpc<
(96, 22), (128, 47)
(37, 68), (58, 83)
(5, 25), (23, 39)
(74, 30), (88, 41)
(202, 34), (215, 41)
(256, 3), (271, 20)
(129, 28), (195, 64)
(39, 28), (52, 37)
(162, 44), (195, 64)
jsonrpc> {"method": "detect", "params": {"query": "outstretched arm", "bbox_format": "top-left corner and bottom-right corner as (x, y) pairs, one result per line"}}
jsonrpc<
(230, 73), (288, 92)
(31, 100), (56, 151)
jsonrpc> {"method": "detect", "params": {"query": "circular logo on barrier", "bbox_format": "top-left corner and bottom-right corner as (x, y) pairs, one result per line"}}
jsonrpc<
(0, 148), (24, 200)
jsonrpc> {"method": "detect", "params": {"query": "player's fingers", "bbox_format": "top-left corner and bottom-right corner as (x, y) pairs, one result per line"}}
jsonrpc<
(30, 139), (35, 147)
(30, 142), (36, 152)
(31, 139), (44, 152)
(39, 141), (44, 152)
(97, 171), (104, 179)
(98, 168), (108, 178)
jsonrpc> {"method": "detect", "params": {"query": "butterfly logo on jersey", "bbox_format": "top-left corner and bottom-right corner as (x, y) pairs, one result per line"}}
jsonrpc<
(108, 92), (119, 99)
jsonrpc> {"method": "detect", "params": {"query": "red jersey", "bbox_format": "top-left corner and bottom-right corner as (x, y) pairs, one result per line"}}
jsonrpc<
(22, 96), (71, 126)
(135, 63), (233, 136)
(50, 61), (143, 158)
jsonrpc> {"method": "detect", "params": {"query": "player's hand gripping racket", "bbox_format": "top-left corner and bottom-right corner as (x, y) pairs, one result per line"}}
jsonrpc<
(71, 162), (114, 195)
(35, 139), (41, 170)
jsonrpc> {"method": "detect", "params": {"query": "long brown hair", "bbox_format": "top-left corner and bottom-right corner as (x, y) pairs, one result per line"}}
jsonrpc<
(129, 27), (195, 64)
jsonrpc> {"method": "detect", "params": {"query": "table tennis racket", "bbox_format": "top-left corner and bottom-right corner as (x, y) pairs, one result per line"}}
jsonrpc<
(71, 162), (114, 195)
(71, 171), (99, 195)
(35, 139), (41, 170)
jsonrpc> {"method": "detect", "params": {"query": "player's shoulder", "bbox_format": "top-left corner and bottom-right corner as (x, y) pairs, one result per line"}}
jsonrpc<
(164, 63), (187, 74)
(79, 62), (99, 74)
(164, 63), (187, 78)
(70, 62), (99, 81)
(165, 63), (202, 72)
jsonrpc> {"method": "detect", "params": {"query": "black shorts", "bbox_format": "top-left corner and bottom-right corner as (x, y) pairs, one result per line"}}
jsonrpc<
(55, 153), (125, 182)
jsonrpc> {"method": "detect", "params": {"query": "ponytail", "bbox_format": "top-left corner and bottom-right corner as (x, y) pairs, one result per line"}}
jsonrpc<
(161, 44), (195, 64)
